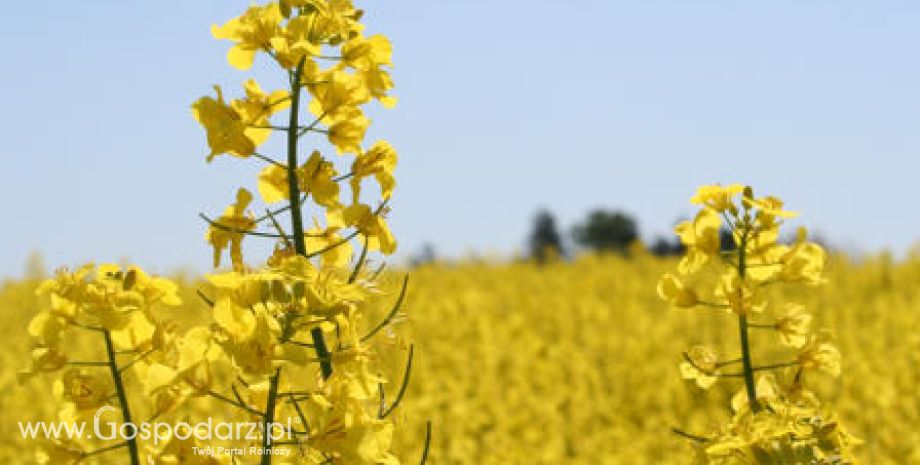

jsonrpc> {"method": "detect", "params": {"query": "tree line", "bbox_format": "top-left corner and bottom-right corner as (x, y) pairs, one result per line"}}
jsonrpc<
(528, 208), (730, 264)
(411, 208), (809, 266)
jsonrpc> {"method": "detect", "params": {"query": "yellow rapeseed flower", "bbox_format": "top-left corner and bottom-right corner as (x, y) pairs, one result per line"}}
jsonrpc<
(192, 86), (256, 162)
(351, 140), (398, 203)
(211, 3), (283, 70)
(775, 303), (812, 348)
(206, 188), (256, 271)
(657, 273), (699, 308)
(344, 203), (396, 254)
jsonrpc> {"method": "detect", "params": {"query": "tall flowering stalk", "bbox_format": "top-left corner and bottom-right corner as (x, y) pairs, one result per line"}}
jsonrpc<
(23, 2), (427, 464)
(658, 185), (860, 464)
(22, 265), (184, 465)
(189, 1), (425, 464)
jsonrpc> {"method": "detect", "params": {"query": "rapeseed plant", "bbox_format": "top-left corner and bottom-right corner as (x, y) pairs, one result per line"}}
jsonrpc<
(22, 2), (427, 464)
(659, 185), (861, 464)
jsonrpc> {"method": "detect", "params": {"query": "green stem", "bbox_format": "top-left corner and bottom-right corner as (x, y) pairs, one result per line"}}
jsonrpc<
(261, 368), (282, 465)
(348, 237), (369, 283)
(737, 224), (760, 412)
(82, 441), (128, 458)
(286, 58), (308, 256)
(311, 327), (333, 379)
(418, 421), (432, 465)
(206, 390), (263, 416)
(256, 56), (322, 465)
(286, 58), (333, 381)
(379, 344), (414, 418)
(738, 315), (759, 411)
(102, 330), (140, 465)
(671, 427), (709, 443)
(261, 57), (332, 465)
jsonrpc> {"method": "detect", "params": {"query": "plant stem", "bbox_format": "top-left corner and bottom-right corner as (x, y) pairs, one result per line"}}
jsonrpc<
(737, 224), (760, 412)
(287, 58), (308, 256)
(82, 441), (128, 458)
(348, 237), (369, 283)
(418, 421), (432, 465)
(739, 314), (760, 409)
(264, 56), (334, 465)
(261, 368), (282, 465)
(102, 330), (140, 465)
(671, 427), (709, 443)
(380, 345), (414, 418)
(285, 58), (334, 381)
(256, 57), (306, 465)
(206, 390), (263, 416)
(311, 327), (333, 379)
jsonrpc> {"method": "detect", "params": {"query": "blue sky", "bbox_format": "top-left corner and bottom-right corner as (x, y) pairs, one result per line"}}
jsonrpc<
(2, 0), (919, 277)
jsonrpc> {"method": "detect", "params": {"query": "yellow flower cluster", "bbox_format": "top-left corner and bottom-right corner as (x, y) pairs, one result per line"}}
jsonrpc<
(194, 0), (398, 273)
(658, 184), (859, 464)
(19, 2), (418, 465)
(24, 264), (181, 382)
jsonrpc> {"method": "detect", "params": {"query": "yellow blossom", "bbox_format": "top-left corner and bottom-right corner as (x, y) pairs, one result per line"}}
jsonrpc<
(257, 163), (290, 204)
(675, 208), (721, 274)
(713, 270), (764, 315)
(307, 69), (370, 120)
(304, 269), (367, 320)
(257, 151), (340, 207)
(328, 108), (370, 154)
(306, 214), (354, 268)
(211, 3), (283, 70)
(269, 14), (322, 69)
(679, 345), (720, 389)
(344, 203), (397, 254)
(730, 374), (779, 414)
(775, 303), (812, 348)
(341, 34), (393, 71)
(690, 183), (744, 213)
(657, 273), (698, 308)
(779, 229), (827, 285)
(302, 0), (364, 45)
(797, 335), (842, 377)
(221, 308), (281, 378)
(53, 368), (113, 412)
(299, 151), (341, 207)
(351, 140), (398, 203)
(18, 347), (68, 383)
(233, 78), (290, 146)
(341, 34), (397, 107)
(27, 310), (68, 348)
(206, 188), (256, 271)
(192, 86), (256, 162)
(745, 194), (798, 222)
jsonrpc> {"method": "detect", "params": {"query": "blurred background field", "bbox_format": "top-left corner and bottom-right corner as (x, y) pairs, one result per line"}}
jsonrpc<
(3, 250), (918, 464)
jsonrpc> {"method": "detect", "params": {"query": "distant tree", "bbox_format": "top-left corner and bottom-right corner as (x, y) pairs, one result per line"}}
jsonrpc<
(528, 209), (565, 264)
(410, 243), (437, 267)
(650, 236), (685, 257)
(571, 209), (639, 254)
